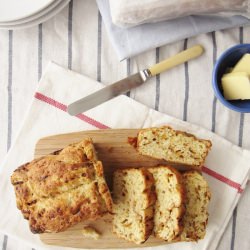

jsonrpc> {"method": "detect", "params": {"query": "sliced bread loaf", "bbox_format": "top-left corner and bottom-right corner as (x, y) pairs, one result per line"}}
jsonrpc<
(148, 166), (185, 242)
(180, 171), (211, 241)
(136, 126), (212, 168)
(112, 168), (156, 244)
(11, 138), (113, 233)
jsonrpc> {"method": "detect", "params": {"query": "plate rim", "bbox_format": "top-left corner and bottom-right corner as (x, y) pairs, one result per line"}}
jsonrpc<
(0, 0), (63, 26)
(0, 0), (70, 30)
(0, 0), (56, 22)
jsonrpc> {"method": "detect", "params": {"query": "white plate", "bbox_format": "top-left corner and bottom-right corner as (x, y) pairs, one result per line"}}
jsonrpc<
(0, 0), (70, 30)
(0, 0), (56, 22)
(0, 0), (63, 26)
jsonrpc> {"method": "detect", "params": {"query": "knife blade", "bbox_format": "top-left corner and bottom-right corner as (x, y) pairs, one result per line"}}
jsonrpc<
(67, 45), (204, 115)
(67, 71), (149, 115)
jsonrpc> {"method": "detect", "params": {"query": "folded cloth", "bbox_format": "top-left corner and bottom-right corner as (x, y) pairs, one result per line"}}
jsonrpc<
(0, 62), (249, 250)
(96, 0), (250, 60)
(109, 0), (250, 28)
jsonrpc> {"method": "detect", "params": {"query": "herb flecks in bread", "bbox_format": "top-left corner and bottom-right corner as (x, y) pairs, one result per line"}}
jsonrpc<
(136, 126), (212, 168)
(112, 168), (156, 244)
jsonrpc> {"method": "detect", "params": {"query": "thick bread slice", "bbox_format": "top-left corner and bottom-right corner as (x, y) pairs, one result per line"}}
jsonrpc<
(136, 126), (212, 168)
(148, 166), (185, 241)
(180, 171), (211, 241)
(11, 138), (112, 233)
(112, 168), (156, 244)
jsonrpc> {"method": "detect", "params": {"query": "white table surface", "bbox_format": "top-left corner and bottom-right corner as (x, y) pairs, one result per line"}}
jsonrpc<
(0, 0), (249, 249)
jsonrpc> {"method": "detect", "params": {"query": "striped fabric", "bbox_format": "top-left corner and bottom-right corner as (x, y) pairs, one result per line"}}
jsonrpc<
(0, 0), (249, 249)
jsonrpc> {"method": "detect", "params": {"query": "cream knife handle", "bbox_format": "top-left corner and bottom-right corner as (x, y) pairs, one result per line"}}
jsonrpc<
(148, 45), (204, 76)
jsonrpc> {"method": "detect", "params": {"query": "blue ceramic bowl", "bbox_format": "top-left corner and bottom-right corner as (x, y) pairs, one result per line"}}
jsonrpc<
(212, 44), (250, 113)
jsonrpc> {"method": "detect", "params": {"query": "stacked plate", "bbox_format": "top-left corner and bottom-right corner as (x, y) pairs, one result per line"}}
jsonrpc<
(0, 0), (70, 30)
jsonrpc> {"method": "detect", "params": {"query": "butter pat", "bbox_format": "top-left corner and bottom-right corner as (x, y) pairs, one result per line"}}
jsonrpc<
(222, 72), (250, 100)
(232, 53), (250, 75)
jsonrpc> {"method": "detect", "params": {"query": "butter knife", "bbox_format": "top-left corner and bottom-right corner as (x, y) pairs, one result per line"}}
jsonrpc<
(67, 45), (204, 115)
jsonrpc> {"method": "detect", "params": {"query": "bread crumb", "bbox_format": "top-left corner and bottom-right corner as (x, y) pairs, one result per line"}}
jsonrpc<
(81, 226), (101, 240)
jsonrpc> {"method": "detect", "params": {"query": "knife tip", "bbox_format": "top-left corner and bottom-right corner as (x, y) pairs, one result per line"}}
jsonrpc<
(67, 105), (77, 116)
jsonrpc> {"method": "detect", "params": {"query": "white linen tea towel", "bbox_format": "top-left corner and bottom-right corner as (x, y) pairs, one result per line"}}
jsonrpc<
(0, 62), (249, 250)
(96, 0), (250, 60)
(109, 0), (250, 27)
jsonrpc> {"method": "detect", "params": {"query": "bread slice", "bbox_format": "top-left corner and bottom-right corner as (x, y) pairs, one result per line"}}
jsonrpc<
(136, 126), (212, 168)
(11, 138), (112, 233)
(112, 168), (156, 244)
(180, 171), (211, 241)
(148, 166), (185, 242)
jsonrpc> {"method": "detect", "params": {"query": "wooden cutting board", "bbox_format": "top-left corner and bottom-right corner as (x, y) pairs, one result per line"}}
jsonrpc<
(36, 129), (193, 249)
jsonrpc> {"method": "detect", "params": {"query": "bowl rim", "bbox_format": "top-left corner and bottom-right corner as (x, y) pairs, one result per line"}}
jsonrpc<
(212, 43), (250, 113)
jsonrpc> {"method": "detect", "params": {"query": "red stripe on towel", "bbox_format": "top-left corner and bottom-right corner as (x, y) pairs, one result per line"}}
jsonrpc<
(34, 92), (244, 194)
(34, 92), (109, 129)
(202, 166), (243, 193)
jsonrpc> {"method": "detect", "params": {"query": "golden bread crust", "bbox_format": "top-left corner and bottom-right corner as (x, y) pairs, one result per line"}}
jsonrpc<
(11, 138), (112, 233)
(29, 182), (105, 233)
(93, 161), (113, 212)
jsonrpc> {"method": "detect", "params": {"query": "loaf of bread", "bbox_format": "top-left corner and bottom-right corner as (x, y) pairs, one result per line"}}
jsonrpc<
(136, 126), (212, 168)
(112, 168), (156, 244)
(11, 138), (112, 233)
(180, 171), (211, 241)
(148, 166), (185, 241)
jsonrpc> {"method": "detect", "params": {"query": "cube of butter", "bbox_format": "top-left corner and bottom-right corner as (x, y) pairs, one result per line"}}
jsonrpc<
(232, 54), (250, 75)
(222, 72), (250, 100)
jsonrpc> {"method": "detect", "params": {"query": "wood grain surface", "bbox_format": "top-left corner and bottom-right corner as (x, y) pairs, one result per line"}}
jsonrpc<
(36, 129), (193, 249)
